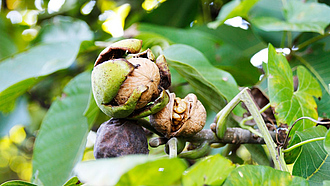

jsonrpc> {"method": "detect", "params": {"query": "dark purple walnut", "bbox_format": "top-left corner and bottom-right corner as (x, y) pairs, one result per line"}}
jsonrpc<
(94, 118), (149, 158)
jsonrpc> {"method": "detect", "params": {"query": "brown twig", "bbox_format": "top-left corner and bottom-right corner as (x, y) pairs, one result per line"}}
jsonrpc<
(183, 128), (277, 145)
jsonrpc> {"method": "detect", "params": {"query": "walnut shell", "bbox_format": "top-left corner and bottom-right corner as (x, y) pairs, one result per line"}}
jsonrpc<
(149, 93), (206, 138)
(114, 58), (160, 109)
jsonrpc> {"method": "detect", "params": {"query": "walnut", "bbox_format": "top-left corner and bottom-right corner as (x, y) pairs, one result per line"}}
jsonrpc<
(150, 93), (207, 138)
(94, 118), (149, 158)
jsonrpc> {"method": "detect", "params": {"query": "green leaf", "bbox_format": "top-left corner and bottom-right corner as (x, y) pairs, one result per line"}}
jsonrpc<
(168, 66), (197, 98)
(32, 72), (91, 186)
(117, 158), (187, 185)
(83, 90), (99, 128)
(138, 24), (264, 86)
(244, 144), (270, 166)
(293, 44), (330, 118)
(36, 16), (93, 43)
(208, 0), (260, 29)
(284, 132), (303, 164)
(292, 126), (330, 185)
(324, 180), (330, 186)
(135, 32), (171, 50)
(63, 177), (82, 186)
(138, 23), (219, 67)
(141, 0), (199, 28)
(182, 154), (235, 186)
(267, 44), (322, 134)
(252, 0), (330, 34)
(197, 25), (265, 86)
(0, 26), (17, 60)
(223, 165), (308, 185)
(74, 155), (157, 185)
(249, 0), (284, 21)
(0, 16), (93, 112)
(248, 0), (288, 46)
(0, 180), (37, 186)
(0, 42), (78, 112)
(325, 130), (330, 154)
(163, 44), (243, 115)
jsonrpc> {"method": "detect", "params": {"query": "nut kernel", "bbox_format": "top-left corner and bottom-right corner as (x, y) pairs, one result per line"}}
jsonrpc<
(173, 98), (187, 114)
(172, 112), (182, 121)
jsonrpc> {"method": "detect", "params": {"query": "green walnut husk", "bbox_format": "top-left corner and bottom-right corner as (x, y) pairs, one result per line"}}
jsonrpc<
(92, 39), (171, 118)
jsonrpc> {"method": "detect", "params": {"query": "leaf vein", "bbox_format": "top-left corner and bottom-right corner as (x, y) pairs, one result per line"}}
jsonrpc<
(306, 146), (328, 180)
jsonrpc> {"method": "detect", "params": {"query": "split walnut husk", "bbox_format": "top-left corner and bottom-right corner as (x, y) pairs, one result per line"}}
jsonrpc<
(91, 39), (171, 118)
(149, 93), (207, 138)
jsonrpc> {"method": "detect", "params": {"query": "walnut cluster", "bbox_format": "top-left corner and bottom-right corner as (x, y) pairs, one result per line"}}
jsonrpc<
(92, 39), (208, 160)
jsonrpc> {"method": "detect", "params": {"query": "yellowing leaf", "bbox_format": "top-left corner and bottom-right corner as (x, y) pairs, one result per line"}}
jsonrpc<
(267, 44), (322, 134)
(292, 126), (330, 185)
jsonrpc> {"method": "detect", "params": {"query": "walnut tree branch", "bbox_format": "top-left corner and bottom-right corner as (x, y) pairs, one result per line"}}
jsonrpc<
(185, 128), (277, 145)
(149, 128), (278, 147)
